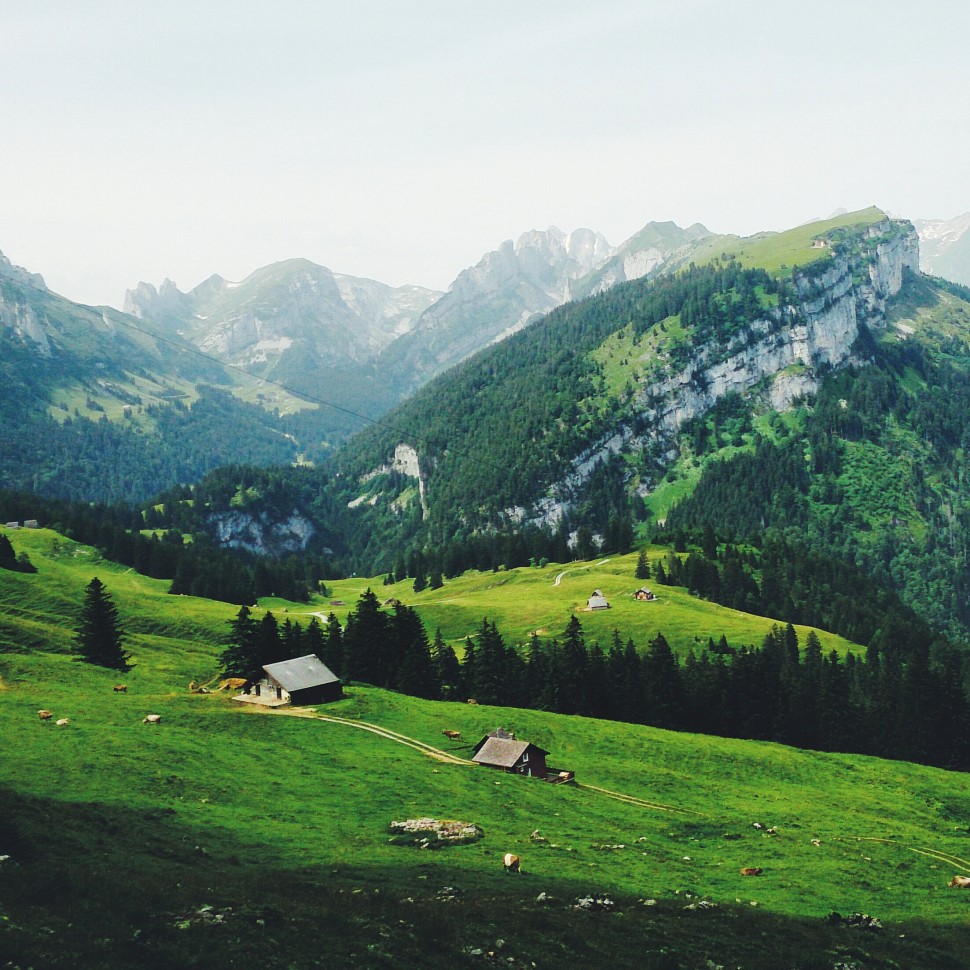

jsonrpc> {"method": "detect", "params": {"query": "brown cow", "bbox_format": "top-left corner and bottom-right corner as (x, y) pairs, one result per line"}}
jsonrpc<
(112, 684), (127, 693)
(949, 874), (970, 888)
(466, 698), (479, 705)
(503, 853), (522, 874)
(143, 713), (162, 725)
(38, 710), (53, 721)
(740, 867), (763, 876)
(442, 730), (462, 741)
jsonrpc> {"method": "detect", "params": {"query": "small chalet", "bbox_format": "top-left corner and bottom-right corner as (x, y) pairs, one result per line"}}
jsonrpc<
(259, 654), (343, 706)
(472, 731), (548, 778)
(586, 589), (611, 611)
(634, 587), (657, 601)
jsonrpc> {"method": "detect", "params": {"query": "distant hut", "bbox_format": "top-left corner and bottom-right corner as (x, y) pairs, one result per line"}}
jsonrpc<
(259, 654), (342, 706)
(634, 587), (657, 601)
(586, 589), (611, 611)
(472, 735), (548, 778)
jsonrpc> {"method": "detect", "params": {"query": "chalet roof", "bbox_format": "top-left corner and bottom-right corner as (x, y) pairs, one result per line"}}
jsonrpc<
(472, 737), (547, 769)
(263, 654), (339, 692)
(587, 590), (611, 609)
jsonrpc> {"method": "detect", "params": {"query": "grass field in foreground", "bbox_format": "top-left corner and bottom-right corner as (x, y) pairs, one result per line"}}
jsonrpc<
(1, 526), (968, 968)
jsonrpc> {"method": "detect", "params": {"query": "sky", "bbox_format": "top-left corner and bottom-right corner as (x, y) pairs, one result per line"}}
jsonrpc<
(2, 1), (969, 308)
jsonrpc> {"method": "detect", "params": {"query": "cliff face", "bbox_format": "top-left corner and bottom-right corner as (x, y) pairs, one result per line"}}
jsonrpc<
(644, 221), (919, 432)
(526, 220), (920, 527)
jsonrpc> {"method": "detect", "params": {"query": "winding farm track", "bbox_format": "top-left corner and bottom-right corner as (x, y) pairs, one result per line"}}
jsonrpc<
(576, 781), (706, 817)
(848, 837), (970, 874)
(553, 558), (612, 587)
(259, 707), (475, 766)
(259, 706), (699, 815)
(248, 707), (970, 871)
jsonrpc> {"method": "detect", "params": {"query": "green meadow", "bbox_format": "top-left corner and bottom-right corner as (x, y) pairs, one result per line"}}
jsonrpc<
(318, 552), (857, 660)
(1, 527), (968, 968)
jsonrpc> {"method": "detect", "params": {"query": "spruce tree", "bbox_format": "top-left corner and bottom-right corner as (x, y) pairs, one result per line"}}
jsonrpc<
(74, 577), (132, 672)
(634, 548), (651, 580)
(220, 605), (260, 680)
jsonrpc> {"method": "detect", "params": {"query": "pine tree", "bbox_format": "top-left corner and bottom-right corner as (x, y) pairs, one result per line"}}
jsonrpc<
(73, 577), (132, 672)
(634, 548), (651, 580)
(220, 605), (260, 681)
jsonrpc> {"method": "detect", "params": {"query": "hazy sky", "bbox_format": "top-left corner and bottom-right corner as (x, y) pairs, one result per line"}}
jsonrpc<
(2, 1), (968, 308)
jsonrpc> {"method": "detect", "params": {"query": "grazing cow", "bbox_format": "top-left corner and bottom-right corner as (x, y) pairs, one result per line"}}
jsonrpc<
(442, 730), (463, 741)
(143, 713), (162, 725)
(38, 710), (53, 721)
(55, 718), (70, 726)
(949, 874), (970, 888)
(466, 698), (479, 705)
(216, 677), (248, 692)
(112, 684), (127, 693)
(503, 853), (521, 874)
(740, 867), (763, 876)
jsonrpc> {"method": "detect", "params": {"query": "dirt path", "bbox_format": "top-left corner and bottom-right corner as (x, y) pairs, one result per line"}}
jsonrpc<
(252, 707), (970, 874)
(553, 558), (612, 587)
(261, 707), (702, 814)
(848, 837), (970, 873)
(262, 707), (475, 766)
(577, 781), (707, 817)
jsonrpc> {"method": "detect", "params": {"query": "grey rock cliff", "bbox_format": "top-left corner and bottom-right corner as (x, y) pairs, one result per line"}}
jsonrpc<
(522, 220), (920, 527)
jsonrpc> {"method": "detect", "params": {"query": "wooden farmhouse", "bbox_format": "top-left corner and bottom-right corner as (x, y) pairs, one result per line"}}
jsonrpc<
(472, 731), (548, 778)
(259, 654), (343, 706)
(586, 589), (611, 610)
(634, 587), (657, 601)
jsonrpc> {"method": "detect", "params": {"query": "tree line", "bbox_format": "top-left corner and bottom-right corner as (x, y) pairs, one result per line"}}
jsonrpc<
(0, 490), (331, 606)
(223, 589), (970, 771)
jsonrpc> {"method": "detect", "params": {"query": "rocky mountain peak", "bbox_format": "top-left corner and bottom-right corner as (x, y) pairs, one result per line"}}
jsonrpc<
(0, 251), (46, 292)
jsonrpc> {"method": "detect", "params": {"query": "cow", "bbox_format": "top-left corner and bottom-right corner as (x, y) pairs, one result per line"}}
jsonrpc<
(38, 710), (53, 721)
(112, 684), (127, 693)
(949, 874), (970, 888)
(143, 714), (162, 725)
(55, 718), (70, 726)
(442, 730), (463, 742)
(503, 853), (521, 874)
(216, 678), (248, 692)
(740, 867), (763, 876)
(466, 698), (479, 705)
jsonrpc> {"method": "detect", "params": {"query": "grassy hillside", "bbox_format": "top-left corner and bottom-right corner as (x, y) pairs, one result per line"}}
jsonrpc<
(685, 206), (889, 277)
(2, 528), (969, 968)
(317, 551), (857, 660)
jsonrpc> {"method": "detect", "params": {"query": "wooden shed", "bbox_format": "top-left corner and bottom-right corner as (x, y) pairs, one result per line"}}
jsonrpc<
(586, 589), (611, 610)
(260, 654), (342, 706)
(634, 587), (657, 601)
(472, 736), (548, 778)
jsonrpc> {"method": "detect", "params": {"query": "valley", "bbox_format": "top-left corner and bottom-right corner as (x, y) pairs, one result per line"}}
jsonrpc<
(4, 206), (970, 969)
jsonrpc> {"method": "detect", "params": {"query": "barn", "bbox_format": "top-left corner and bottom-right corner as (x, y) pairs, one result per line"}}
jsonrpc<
(472, 735), (548, 778)
(586, 589), (611, 610)
(260, 654), (343, 706)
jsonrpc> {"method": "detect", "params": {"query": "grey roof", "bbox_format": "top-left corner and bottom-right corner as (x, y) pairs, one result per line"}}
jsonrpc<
(262, 654), (339, 692)
(472, 737), (547, 768)
(587, 593), (611, 609)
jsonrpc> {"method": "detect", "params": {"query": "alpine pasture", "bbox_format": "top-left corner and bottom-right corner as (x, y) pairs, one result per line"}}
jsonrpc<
(1, 527), (968, 969)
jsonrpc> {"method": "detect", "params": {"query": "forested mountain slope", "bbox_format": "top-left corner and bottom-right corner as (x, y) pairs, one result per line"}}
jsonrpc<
(188, 208), (970, 645)
(324, 210), (913, 546)
(0, 251), (322, 501)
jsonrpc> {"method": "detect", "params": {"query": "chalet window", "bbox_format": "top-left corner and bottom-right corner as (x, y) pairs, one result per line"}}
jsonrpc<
(521, 751), (529, 763)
